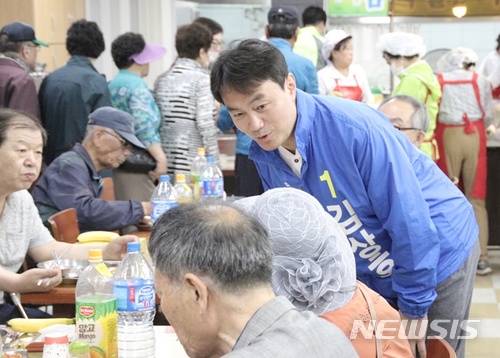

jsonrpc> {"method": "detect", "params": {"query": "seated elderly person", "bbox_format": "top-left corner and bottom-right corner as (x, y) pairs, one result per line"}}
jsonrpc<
(235, 188), (411, 358)
(0, 108), (135, 323)
(32, 106), (150, 233)
(148, 202), (358, 357)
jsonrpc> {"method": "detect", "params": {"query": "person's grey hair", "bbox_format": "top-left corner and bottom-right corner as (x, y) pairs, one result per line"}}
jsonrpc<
(0, 108), (47, 147)
(234, 188), (357, 315)
(379, 94), (430, 132)
(148, 203), (273, 292)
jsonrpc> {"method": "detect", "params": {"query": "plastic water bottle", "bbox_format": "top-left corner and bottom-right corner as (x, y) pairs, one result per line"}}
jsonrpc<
(190, 147), (206, 200)
(173, 173), (194, 204)
(114, 242), (156, 358)
(75, 249), (117, 358)
(150, 174), (178, 223)
(200, 156), (224, 202)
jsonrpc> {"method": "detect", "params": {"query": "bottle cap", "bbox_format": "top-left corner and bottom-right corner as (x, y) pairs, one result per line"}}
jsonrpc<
(176, 173), (186, 183)
(44, 332), (68, 345)
(197, 147), (205, 155)
(206, 156), (214, 163)
(88, 249), (103, 262)
(69, 341), (89, 354)
(160, 174), (170, 182)
(127, 242), (141, 253)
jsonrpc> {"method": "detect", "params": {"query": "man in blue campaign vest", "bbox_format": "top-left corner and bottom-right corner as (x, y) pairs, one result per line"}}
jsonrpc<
(210, 39), (478, 358)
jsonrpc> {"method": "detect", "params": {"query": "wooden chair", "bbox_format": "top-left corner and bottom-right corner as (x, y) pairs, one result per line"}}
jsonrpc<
(427, 336), (456, 358)
(47, 208), (80, 243)
(100, 177), (116, 201)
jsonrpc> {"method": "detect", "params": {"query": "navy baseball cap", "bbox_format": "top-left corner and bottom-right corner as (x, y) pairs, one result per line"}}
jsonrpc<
(0, 22), (49, 47)
(88, 107), (145, 148)
(268, 6), (299, 25)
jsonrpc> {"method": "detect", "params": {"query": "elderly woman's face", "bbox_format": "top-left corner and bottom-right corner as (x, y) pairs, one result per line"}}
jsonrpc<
(0, 126), (43, 195)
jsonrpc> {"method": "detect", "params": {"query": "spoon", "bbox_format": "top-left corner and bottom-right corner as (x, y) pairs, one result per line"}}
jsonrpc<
(9, 292), (29, 319)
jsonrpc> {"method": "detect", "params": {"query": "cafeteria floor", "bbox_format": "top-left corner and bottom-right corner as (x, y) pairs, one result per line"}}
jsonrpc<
(466, 248), (500, 358)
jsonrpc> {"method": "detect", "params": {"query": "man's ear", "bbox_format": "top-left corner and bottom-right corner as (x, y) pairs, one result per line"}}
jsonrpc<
(21, 44), (31, 61)
(184, 273), (210, 314)
(415, 130), (426, 147)
(285, 72), (297, 97)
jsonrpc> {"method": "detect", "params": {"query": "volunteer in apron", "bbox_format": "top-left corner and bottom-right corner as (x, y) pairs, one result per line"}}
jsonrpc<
(435, 47), (494, 275)
(317, 30), (373, 104)
(376, 32), (442, 161)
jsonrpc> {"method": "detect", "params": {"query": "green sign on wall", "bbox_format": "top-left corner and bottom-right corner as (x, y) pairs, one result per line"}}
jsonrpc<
(328, 0), (389, 16)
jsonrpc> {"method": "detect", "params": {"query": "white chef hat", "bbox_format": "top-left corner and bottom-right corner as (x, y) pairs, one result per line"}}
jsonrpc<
(321, 29), (352, 62)
(234, 188), (357, 315)
(376, 31), (427, 58)
(436, 47), (478, 73)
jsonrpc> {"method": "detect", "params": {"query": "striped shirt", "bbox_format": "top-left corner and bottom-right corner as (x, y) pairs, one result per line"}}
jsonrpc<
(154, 57), (219, 177)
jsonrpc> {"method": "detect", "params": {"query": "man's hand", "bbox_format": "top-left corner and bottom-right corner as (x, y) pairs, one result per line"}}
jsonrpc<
(399, 311), (428, 358)
(17, 268), (62, 292)
(103, 235), (139, 261)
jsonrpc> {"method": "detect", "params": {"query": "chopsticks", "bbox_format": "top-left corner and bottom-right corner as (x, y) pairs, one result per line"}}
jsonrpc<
(37, 245), (72, 286)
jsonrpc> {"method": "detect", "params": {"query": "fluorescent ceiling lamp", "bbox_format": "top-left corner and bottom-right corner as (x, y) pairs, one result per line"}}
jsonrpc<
(452, 5), (467, 18)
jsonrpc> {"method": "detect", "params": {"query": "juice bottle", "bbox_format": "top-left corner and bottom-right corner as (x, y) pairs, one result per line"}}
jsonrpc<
(75, 249), (117, 358)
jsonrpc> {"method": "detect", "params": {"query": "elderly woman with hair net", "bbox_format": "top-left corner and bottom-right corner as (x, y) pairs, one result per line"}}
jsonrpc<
(235, 188), (411, 358)
(376, 32), (441, 161)
(435, 47), (493, 276)
(317, 30), (373, 104)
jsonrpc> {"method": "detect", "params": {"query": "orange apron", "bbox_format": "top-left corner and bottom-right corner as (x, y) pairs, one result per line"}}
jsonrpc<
(333, 75), (363, 102)
(435, 72), (487, 199)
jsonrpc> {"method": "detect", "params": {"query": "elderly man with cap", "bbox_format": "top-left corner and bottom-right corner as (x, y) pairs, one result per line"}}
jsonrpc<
(265, 5), (318, 94)
(376, 32), (441, 161)
(0, 108), (135, 324)
(0, 22), (48, 118)
(108, 32), (168, 205)
(32, 107), (150, 233)
(435, 47), (493, 276)
(317, 29), (373, 104)
(235, 188), (412, 357)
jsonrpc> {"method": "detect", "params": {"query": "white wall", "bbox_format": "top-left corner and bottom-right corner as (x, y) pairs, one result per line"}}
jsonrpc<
(86, 0), (176, 88)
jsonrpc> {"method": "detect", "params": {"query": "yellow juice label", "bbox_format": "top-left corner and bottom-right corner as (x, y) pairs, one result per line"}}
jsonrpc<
(95, 263), (113, 277)
(76, 295), (117, 358)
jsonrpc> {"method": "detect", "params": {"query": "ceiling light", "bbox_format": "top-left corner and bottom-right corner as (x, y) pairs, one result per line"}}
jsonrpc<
(452, 4), (467, 18)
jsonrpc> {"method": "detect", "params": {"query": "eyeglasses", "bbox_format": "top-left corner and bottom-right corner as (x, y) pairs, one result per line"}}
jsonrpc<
(103, 130), (132, 150)
(394, 126), (421, 131)
(212, 39), (224, 48)
(25, 43), (40, 52)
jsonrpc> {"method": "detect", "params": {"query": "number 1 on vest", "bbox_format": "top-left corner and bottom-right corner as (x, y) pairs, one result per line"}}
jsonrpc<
(320, 170), (337, 198)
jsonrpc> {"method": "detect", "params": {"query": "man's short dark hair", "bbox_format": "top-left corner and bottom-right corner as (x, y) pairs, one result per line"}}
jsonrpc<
(175, 22), (212, 60)
(111, 32), (146, 69)
(302, 6), (327, 27)
(268, 24), (297, 40)
(66, 19), (105, 58)
(210, 39), (289, 104)
(0, 33), (24, 53)
(193, 17), (223, 36)
(148, 203), (273, 290)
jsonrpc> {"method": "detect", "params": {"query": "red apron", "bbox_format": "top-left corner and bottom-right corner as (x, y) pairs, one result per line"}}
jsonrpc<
(332, 75), (363, 102)
(435, 72), (488, 199)
(492, 85), (500, 100)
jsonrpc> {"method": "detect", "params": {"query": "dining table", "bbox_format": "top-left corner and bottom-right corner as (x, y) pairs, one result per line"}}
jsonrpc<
(22, 228), (151, 317)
